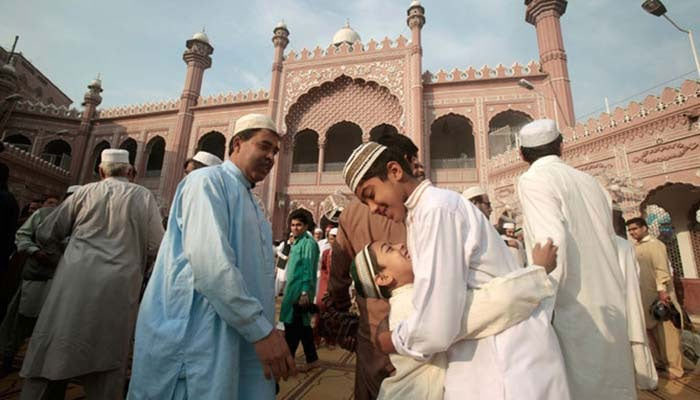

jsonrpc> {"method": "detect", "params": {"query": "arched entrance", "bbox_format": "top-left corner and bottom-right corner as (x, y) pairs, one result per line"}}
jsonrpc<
(430, 113), (475, 170)
(119, 138), (138, 165)
(324, 121), (362, 171)
(291, 129), (319, 173)
(146, 136), (166, 177)
(4, 134), (31, 152)
(488, 110), (532, 157)
(92, 140), (111, 175)
(197, 131), (226, 160)
(42, 139), (72, 169)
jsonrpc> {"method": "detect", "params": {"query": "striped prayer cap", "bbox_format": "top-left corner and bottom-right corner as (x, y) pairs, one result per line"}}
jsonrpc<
(353, 244), (386, 300)
(343, 142), (388, 193)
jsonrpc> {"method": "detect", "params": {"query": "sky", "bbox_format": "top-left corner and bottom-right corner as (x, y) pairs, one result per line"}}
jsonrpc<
(1, 0), (698, 123)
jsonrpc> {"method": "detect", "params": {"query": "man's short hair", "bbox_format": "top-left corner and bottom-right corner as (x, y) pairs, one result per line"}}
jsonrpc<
(625, 217), (648, 228)
(520, 135), (563, 164)
(99, 162), (131, 177)
(376, 133), (418, 162)
(289, 208), (315, 231)
(359, 148), (413, 187)
(227, 129), (266, 156)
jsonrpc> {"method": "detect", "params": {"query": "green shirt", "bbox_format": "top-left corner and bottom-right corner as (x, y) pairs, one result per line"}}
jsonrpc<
(280, 231), (320, 325)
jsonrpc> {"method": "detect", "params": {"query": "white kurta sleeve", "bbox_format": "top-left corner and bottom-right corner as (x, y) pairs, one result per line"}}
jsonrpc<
(36, 195), (77, 249)
(518, 174), (567, 292)
(145, 193), (164, 258)
(181, 174), (272, 343)
(392, 207), (468, 360)
(457, 265), (554, 340)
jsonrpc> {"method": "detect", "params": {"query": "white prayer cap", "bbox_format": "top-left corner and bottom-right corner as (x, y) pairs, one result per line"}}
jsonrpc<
(66, 185), (81, 194)
(343, 142), (388, 193)
(233, 113), (277, 137)
(329, 227), (338, 236)
(462, 186), (487, 201)
(519, 119), (561, 148)
(502, 222), (515, 230)
(354, 244), (386, 300)
(314, 227), (323, 234)
(192, 151), (222, 166)
(101, 149), (129, 164)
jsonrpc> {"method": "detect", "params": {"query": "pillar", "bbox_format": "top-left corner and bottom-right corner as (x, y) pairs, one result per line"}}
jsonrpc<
(525, 0), (575, 127)
(316, 136), (326, 185)
(264, 21), (290, 237)
(407, 1), (426, 163)
(160, 32), (213, 205)
(74, 77), (102, 183)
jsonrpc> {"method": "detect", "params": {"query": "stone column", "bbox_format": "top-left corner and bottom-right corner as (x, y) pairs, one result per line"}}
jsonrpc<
(265, 22), (291, 236)
(134, 132), (147, 179)
(525, 0), (575, 127)
(160, 33), (213, 206)
(316, 136), (326, 185)
(407, 1), (426, 162)
(75, 77), (102, 184)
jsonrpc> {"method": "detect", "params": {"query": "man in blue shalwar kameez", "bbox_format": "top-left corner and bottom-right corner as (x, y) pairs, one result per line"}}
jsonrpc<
(128, 114), (296, 400)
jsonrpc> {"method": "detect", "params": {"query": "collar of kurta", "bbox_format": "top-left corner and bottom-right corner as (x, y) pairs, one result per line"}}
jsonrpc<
(223, 160), (253, 189)
(639, 234), (653, 244)
(530, 154), (563, 168)
(404, 179), (432, 211)
(105, 177), (129, 183)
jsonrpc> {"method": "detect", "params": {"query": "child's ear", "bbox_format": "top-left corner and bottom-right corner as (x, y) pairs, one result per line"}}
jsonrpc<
(386, 161), (404, 182)
(374, 273), (394, 287)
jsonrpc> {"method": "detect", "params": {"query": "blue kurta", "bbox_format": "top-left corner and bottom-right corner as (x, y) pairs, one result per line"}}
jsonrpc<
(127, 161), (276, 400)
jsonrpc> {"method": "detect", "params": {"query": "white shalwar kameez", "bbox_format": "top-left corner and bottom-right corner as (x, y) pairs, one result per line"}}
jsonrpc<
(518, 155), (637, 399)
(615, 236), (658, 390)
(392, 180), (570, 400)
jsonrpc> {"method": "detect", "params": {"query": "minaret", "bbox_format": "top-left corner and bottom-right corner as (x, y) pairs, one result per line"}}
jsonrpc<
(75, 76), (103, 183)
(407, 1), (426, 164)
(265, 21), (290, 237)
(160, 31), (213, 205)
(525, 0), (575, 127)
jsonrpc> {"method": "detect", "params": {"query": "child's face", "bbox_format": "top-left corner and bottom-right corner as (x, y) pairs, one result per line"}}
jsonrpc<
(355, 162), (408, 222)
(371, 242), (414, 288)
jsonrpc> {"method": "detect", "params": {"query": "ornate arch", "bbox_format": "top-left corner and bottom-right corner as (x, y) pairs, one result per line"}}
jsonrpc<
(284, 75), (402, 138)
(282, 58), (406, 128)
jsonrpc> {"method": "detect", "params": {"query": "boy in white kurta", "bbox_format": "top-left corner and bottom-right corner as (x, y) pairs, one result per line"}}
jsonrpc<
(342, 142), (570, 400)
(353, 241), (560, 400)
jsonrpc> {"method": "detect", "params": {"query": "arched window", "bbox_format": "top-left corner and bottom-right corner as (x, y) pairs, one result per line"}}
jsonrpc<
(430, 114), (475, 169)
(197, 131), (226, 160)
(369, 124), (398, 141)
(488, 110), (533, 157)
(4, 134), (31, 152)
(324, 121), (362, 172)
(292, 129), (319, 173)
(119, 138), (138, 165)
(146, 136), (166, 176)
(42, 139), (72, 169)
(92, 140), (111, 175)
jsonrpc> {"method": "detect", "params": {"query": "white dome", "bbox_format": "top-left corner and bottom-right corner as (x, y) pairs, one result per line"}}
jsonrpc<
(409, 0), (421, 7)
(332, 22), (361, 46)
(275, 20), (287, 30)
(191, 31), (210, 44)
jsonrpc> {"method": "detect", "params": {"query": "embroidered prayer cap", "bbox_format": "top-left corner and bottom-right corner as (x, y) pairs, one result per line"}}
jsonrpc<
(66, 185), (82, 194)
(462, 186), (487, 201)
(353, 244), (386, 300)
(342, 142), (388, 193)
(320, 191), (349, 223)
(192, 151), (222, 166)
(233, 113), (277, 137)
(101, 149), (129, 164)
(502, 222), (515, 230)
(518, 119), (561, 148)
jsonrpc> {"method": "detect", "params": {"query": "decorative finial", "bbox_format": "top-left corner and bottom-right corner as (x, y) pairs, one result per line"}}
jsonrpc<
(345, 18), (350, 28)
(202, 26), (206, 33)
(96, 72), (101, 80)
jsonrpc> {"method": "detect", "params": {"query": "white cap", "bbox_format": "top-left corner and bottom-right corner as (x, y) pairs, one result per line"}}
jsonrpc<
(101, 149), (129, 164)
(329, 227), (338, 236)
(192, 151), (222, 166)
(502, 222), (515, 230)
(462, 186), (487, 200)
(66, 185), (81, 194)
(233, 113), (277, 137)
(314, 227), (323, 234)
(519, 119), (561, 148)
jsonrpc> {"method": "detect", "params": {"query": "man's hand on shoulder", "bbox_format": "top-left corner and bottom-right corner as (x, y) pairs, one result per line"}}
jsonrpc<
(532, 238), (558, 274)
(253, 329), (296, 381)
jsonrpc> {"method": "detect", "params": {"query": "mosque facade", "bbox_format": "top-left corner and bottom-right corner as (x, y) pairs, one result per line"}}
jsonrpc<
(1, 0), (699, 302)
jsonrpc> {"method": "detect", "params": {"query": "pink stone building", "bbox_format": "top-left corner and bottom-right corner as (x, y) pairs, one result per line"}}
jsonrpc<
(1, 1), (699, 309)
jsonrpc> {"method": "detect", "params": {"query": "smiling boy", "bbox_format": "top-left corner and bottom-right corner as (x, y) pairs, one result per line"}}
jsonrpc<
(342, 142), (570, 400)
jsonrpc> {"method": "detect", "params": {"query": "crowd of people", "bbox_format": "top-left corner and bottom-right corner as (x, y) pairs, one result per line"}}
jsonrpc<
(0, 113), (691, 399)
